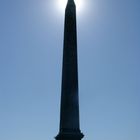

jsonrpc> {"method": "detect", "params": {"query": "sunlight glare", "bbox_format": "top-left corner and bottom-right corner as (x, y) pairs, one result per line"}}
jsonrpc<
(58, 0), (84, 13)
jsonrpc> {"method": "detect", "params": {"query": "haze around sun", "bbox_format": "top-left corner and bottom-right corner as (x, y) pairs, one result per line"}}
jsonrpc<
(58, 0), (84, 13)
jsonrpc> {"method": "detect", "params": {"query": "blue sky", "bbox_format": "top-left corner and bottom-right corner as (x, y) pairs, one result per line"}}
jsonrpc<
(0, 0), (140, 140)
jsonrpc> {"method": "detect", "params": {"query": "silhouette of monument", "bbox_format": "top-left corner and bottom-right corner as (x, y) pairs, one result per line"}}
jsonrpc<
(55, 0), (84, 140)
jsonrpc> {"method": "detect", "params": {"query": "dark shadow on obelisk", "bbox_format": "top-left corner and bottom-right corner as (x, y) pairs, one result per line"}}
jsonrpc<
(55, 0), (84, 140)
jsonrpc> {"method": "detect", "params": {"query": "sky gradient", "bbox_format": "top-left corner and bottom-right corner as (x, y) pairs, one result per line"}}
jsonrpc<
(0, 0), (140, 140)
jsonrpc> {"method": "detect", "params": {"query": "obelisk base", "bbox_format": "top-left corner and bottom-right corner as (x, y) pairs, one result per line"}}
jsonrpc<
(56, 131), (84, 140)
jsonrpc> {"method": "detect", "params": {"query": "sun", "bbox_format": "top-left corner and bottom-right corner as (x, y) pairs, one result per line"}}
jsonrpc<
(58, 0), (84, 13)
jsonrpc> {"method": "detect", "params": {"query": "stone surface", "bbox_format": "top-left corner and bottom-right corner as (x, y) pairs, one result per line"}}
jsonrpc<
(56, 0), (84, 140)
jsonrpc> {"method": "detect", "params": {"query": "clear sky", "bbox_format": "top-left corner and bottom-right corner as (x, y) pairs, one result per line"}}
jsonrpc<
(0, 0), (140, 140)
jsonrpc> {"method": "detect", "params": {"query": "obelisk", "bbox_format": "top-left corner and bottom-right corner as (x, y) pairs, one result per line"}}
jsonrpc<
(55, 0), (84, 140)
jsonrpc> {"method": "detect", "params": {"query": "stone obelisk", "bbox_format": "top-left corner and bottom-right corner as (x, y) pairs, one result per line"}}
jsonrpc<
(55, 0), (84, 140)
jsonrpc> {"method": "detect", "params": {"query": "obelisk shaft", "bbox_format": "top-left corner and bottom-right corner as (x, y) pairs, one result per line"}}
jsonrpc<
(60, 0), (79, 131)
(56, 0), (84, 140)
